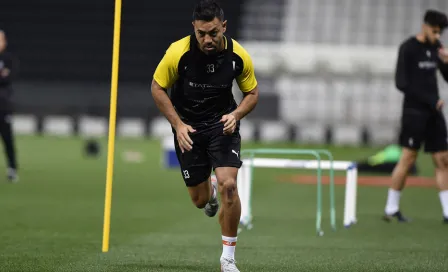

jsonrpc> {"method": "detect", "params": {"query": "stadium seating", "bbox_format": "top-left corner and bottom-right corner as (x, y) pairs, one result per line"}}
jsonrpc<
(240, 0), (286, 41)
(237, 0), (448, 135)
(241, 0), (448, 46)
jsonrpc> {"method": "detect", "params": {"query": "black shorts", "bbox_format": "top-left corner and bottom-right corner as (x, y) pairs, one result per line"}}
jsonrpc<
(399, 108), (448, 153)
(173, 123), (242, 187)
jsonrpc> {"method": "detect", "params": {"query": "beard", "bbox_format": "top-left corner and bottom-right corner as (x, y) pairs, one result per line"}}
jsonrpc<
(201, 37), (225, 55)
(202, 44), (217, 55)
(424, 32), (438, 44)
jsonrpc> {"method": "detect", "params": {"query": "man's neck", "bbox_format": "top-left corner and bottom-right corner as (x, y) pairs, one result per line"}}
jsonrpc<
(416, 33), (426, 43)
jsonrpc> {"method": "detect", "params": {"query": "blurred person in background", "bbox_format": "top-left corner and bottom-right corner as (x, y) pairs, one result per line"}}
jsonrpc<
(383, 10), (448, 223)
(0, 30), (18, 182)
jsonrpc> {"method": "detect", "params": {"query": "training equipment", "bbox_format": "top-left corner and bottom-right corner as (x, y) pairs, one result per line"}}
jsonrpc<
(356, 144), (418, 175)
(237, 148), (358, 235)
(102, 0), (123, 253)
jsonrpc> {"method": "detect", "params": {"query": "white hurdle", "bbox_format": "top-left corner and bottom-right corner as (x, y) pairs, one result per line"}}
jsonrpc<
(237, 157), (358, 231)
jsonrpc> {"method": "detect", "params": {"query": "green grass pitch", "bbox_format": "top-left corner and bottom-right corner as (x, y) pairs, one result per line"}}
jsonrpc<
(0, 136), (447, 271)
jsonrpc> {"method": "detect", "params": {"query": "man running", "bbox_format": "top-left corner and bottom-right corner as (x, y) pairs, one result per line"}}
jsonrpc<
(151, 0), (259, 270)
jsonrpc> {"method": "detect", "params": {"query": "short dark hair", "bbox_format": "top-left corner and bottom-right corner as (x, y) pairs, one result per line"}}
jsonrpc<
(424, 10), (448, 30)
(192, 0), (224, 22)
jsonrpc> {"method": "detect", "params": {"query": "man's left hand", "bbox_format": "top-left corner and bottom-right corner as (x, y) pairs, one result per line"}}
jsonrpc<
(439, 48), (448, 63)
(221, 113), (236, 135)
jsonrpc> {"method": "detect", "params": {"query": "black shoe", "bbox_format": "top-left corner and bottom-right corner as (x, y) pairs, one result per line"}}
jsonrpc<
(443, 217), (448, 224)
(383, 211), (410, 222)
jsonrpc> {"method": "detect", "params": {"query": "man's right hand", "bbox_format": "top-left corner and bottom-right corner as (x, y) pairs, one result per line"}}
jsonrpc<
(436, 99), (445, 111)
(175, 122), (196, 153)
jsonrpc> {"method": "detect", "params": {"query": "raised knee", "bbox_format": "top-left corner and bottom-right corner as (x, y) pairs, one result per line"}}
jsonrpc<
(400, 153), (417, 168)
(191, 195), (209, 209)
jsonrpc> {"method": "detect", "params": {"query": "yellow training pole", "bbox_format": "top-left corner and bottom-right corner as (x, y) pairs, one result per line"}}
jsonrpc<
(102, 0), (122, 253)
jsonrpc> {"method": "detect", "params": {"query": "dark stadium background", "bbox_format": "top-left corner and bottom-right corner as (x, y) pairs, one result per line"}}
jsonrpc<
(0, 0), (279, 124)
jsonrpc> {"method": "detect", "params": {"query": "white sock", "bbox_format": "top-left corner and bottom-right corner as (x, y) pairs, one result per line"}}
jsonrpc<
(221, 236), (237, 260)
(210, 175), (217, 201)
(385, 188), (401, 215)
(210, 185), (217, 201)
(439, 190), (448, 218)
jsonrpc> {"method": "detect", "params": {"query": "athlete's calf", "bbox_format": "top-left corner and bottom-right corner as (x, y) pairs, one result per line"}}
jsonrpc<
(215, 167), (241, 263)
(390, 148), (418, 191)
(187, 176), (215, 209)
(384, 148), (417, 222)
(432, 151), (448, 190)
(432, 151), (448, 221)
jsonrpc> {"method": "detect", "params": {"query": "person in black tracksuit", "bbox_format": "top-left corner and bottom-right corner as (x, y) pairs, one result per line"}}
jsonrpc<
(0, 30), (18, 182)
(383, 10), (448, 223)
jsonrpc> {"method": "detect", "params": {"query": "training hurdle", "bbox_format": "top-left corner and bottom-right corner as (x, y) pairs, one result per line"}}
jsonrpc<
(237, 148), (358, 236)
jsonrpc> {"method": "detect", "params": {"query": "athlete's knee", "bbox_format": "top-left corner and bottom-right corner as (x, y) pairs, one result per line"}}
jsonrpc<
(219, 178), (237, 202)
(399, 148), (418, 168)
(433, 152), (448, 170)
